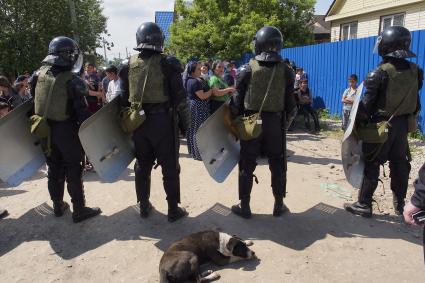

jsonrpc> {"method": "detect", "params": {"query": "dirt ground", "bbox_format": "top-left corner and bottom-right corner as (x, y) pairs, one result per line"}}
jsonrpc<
(1, 130), (424, 283)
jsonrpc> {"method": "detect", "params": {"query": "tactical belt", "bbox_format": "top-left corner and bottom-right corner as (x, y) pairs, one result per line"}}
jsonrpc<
(372, 113), (409, 121)
(244, 110), (282, 117)
(145, 108), (169, 115)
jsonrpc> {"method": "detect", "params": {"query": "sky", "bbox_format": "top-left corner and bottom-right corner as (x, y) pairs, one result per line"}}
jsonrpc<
(97, 0), (334, 62)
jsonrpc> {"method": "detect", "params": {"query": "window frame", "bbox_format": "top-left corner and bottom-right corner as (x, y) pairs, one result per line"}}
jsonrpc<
(339, 21), (358, 41)
(379, 12), (406, 33)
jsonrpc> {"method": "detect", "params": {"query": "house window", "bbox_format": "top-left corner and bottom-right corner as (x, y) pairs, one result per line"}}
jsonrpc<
(380, 13), (405, 32)
(340, 22), (358, 41)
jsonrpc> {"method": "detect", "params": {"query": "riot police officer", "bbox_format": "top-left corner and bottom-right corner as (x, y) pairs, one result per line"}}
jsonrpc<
(230, 26), (297, 218)
(345, 26), (423, 217)
(119, 22), (190, 222)
(31, 36), (101, 223)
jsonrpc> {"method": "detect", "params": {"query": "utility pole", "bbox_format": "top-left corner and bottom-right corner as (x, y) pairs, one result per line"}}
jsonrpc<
(102, 37), (108, 65)
(126, 47), (129, 58)
(67, 0), (80, 43)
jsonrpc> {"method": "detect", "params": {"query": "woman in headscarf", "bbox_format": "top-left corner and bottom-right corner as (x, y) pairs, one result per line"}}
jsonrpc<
(185, 61), (215, 160)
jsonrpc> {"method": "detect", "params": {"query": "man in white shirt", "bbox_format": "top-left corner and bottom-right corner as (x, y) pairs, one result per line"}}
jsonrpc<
(341, 74), (358, 130)
(105, 65), (121, 103)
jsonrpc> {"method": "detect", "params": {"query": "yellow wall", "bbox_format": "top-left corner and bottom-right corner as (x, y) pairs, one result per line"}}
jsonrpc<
(339, 0), (365, 14)
(334, 0), (418, 15)
(330, 2), (425, 41)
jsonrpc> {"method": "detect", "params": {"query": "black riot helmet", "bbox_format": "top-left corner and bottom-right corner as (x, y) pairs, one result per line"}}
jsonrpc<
(374, 26), (416, 58)
(42, 36), (83, 71)
(134, 22), (165, 52)
(253, 26), (283, 55)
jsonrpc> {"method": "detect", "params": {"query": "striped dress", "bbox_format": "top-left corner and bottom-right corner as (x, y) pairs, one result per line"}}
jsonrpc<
(185, 77), (210, 161)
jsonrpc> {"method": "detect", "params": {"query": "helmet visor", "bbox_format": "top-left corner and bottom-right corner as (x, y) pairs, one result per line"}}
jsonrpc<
(72, 53), (83, 74)
(373, 36), (382, 54)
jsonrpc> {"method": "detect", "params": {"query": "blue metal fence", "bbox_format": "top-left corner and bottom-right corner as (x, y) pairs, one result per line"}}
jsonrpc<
(280, 29), (425, 132)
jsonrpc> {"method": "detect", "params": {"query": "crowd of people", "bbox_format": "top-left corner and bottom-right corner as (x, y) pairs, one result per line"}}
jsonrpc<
(0, 74), (32, 115)
(281, 60), (321, 133)
(0, 63), (125, 117)
(184, 60), (236, 160)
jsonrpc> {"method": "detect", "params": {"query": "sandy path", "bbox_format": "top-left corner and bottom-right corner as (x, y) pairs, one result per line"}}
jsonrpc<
(0, 131), (424, 282)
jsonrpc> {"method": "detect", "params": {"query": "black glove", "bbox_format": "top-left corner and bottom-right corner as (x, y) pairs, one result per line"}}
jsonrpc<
(176, 100), (191, 133)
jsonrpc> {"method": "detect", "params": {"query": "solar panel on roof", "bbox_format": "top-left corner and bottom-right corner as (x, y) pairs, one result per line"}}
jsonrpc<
(155, 11), (174, 42)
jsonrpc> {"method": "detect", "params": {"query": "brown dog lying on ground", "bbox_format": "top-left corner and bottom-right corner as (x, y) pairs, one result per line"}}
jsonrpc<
(159, 231), (256, 283)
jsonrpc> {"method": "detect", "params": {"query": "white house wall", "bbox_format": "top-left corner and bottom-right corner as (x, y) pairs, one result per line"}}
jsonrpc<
(330, 2), (425, 41)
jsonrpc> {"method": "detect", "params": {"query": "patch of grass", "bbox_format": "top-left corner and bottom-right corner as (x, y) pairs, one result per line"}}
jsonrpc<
(320, 127), (344, 139)
(409, 130), (425, 141)
(292, 109), (344, 139)
(319, 120), (344, 139)
(317, 109), (340, 121)
(409, 142), (422, 155)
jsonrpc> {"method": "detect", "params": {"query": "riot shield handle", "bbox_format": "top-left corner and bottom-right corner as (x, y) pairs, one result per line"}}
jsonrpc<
(100, 146), (120, 162)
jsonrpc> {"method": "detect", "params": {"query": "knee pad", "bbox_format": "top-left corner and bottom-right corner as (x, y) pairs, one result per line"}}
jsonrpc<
(269, 158), (284, 170)
(364, 161), (380, 180)
(239, 159), (257, 174)
(135, 160), (154, 178)
(239, 169), (251, 178)
(389, 160), (410, 177)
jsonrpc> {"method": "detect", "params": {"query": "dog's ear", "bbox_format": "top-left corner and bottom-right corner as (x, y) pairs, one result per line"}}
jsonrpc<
(226, 237), (240, 252)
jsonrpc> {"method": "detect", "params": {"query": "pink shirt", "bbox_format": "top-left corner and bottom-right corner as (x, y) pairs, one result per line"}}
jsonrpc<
(230, 68), (237, 79)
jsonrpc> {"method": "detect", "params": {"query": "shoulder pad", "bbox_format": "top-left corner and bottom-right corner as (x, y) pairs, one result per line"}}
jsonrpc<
(118, 63), (129, 78)
(165, 56), (184, 73)
(237, 64), (252, 79)
(238, 64), (251, 74)
(365, 68), (387, 88)
(366, 68), (386, 80)
(284, 63), (295, 76)
(28, 70), (40, 84)
(71, 75), (88, 94)
(417, 66), (423, 76)
(33, 68), (42, 77)
(119, 59), (130, 70)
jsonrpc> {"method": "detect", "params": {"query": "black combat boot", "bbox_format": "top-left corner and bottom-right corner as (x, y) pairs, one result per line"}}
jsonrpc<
(53, 201), (69, 217)
(136, 175), (153, 218)
(231, 197), (252, 219)
(344, 177), (375, 218)
(140, 200), (153, 218)
(167, 201), (188, 222)
(72, 204), (101, 223)
(344, 202), (372, 218)
(392, 192), (405, 216)
(273, 198), (289, 217)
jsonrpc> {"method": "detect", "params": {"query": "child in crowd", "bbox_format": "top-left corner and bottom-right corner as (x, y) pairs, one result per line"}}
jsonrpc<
(341, 74), (358, 130)
(296, 79), (320, 132)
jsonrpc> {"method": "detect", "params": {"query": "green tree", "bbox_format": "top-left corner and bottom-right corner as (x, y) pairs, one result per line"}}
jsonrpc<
(169, 0), (315, 62)
(0, 0), (109, 78)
